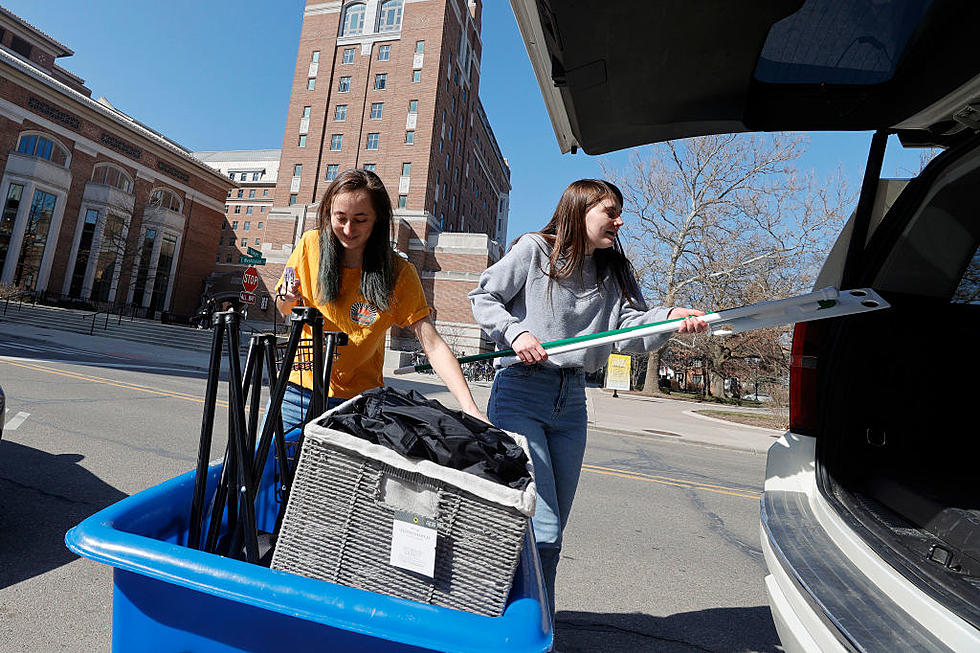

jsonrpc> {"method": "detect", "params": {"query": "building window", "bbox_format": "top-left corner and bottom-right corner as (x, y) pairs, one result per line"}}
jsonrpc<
(248, 189), (255, 198)
(260, 206), (265, 213)
(149, 188), (182, 212)
(298, 134), (307, 147)
(342, 2), (366, 36)
(312, 50), (320, 63)
(338, 76), (351, 93)
(405, 130), (415, 145)
(334, 104), (348, 121)
(246, 206), (254, 215)
(232, 221), (239, 229)
(416, 40), (424, 53)
(91, 164), (134, 193)
(224, 205), (229, 213)
(307, 78), (316, 90)
(254, 238), (261, 246)
(227, 190), (232, 198)
(257, 222), (263, 230)
(263, 189), (269, 196)
(374, 73), (387, 90)
(216, 254), (221, 263)
(302, 105), (311, 118)
(409, 99), (418, 113)
(68, 208), (100, 298)
(330, 134), (343, 150)
(363, 163), (376, 172)
(378, 45), (390, 61)
(378, 0), (403, 32)
(397, 195), (407, 208)
(342, 48), (355, 65)
(243, 221), (250, 231)
(325, 164), (339, 181)
(412, 70), (421, 83)
(401, 162), (411, 176)
(252, 171), (261, 181)
(234, 206), (242, 214)
(226, 254), (232, 263)
(293, 164), (302, 177)
(370, 102), (383, 120)
(289, 194), (297, 206)
(237, 189), (244, 198)
(16, 132), (69, 166)
(241, 238), (248, 247)
(366, 133), (380, 150)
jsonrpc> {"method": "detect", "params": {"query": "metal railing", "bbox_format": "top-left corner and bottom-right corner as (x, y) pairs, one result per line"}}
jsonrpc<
(2, 289), (40, 317)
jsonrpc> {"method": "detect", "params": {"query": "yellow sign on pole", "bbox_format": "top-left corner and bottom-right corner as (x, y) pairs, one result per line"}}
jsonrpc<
(606, 353), (631, 391)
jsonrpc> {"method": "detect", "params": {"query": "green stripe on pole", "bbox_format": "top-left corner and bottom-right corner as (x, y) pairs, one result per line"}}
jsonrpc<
(409, 315), (688, 373)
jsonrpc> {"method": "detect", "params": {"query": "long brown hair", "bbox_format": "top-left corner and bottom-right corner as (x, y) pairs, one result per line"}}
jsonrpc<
(316, 168), (396, 310)
(537, 179), (645, 309)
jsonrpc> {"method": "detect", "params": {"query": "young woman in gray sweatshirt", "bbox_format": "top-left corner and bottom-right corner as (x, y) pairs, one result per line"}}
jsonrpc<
(469, 179), (707, 616)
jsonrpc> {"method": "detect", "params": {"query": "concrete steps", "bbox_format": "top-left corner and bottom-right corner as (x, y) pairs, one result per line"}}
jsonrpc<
(0, 302), (270, 353)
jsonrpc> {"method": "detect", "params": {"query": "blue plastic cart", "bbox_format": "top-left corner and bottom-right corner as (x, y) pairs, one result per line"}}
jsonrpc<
(65, 431), (553, 653)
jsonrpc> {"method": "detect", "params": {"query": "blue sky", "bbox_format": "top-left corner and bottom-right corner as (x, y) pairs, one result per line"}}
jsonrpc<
(9, 0), (926, 239)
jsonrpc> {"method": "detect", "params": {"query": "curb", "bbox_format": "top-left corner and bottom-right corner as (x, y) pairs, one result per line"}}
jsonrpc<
(683, 409), (786, 435)
(587, 423), (771, 454)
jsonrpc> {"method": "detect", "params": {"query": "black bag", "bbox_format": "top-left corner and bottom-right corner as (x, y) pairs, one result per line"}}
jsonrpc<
(319, 387), (531, 489)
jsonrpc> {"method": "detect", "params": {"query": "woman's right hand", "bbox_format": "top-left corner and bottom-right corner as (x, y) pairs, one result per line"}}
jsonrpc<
(511, 331), (548, 365)
(276, 279), (303, 315)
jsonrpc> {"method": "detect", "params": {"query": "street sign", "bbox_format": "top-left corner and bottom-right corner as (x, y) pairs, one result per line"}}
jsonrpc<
(606, 353), (631, 391)
(239, 291), (256, 304)
(239, 255), (266, 266)
(246, 246), (262, 258)
(242, 266), (259, 293)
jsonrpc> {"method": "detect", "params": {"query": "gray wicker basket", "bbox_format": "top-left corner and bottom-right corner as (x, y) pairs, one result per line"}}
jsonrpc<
(270, 404), (536, 617)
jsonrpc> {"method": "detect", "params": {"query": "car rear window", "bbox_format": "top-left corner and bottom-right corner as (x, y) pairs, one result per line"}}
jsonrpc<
(754, 0), (933, 85)
(875, 151), (980, 299)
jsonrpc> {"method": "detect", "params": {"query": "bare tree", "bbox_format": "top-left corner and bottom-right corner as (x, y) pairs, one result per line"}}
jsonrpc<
(603, 133), (851, 394)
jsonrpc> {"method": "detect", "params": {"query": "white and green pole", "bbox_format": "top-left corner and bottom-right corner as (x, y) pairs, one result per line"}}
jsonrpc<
(393, 287), (888, 375)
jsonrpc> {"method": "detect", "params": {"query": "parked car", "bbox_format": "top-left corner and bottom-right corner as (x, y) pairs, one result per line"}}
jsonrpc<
(512, 1), (980, 650)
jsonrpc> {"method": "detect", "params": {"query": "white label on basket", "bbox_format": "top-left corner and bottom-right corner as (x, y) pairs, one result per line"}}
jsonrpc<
(390, 510), (437, 578)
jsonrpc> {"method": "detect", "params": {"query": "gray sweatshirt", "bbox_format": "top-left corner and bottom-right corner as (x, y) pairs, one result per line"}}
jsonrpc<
(469, 234), (674, 372)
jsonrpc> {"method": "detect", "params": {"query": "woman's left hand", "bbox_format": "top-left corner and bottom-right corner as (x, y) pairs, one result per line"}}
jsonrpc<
(668, 307), (710, 334)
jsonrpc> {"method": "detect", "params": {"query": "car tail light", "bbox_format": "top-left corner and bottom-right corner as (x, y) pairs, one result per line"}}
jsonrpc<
(789, 321), (824, 435)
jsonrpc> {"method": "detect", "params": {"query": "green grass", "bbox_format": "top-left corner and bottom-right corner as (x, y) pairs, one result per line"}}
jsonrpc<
(695, 409), (787, 430)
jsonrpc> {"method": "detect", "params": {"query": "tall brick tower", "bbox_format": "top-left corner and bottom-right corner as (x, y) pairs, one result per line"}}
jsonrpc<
(264, 0), (511, 355)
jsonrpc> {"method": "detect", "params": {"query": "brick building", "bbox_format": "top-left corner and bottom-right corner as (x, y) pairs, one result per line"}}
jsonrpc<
(261, 0), (511, 354)
(191, 149), (281, 317)
(0, 7), (234, 319)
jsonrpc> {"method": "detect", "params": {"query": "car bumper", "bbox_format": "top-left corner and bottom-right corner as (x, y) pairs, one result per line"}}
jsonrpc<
(761, 432), (978, 653)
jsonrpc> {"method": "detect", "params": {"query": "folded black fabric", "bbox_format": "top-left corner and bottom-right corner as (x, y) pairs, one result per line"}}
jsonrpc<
(318, 387), (531, 490)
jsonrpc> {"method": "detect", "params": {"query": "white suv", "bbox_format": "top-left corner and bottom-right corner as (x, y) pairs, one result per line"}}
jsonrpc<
(512, 1), (980, 650)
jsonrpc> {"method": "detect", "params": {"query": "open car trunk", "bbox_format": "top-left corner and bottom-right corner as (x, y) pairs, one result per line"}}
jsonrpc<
(814, 135), (980, 630)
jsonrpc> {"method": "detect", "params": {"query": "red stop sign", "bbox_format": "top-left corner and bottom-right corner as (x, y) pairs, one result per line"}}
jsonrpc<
(242, 266), (259, 293)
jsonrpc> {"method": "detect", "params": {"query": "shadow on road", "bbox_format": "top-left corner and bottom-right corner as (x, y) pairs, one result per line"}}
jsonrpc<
(555, 605), (782, 652)
(0, 441), (127, 589)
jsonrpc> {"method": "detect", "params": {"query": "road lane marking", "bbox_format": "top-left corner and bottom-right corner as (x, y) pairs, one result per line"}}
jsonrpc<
(0, 358), (228, 407)
(582, 463), (760, 500)
(0, 355), (197, 373)
(4, 411), (30, 431)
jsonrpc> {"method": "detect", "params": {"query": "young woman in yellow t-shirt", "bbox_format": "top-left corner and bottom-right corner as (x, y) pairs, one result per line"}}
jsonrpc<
(275, 168), (485, 431)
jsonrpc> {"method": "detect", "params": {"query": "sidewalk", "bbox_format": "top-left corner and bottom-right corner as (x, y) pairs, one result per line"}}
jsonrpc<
(0, 319), (781, 454)
(384, 369), (781, 454)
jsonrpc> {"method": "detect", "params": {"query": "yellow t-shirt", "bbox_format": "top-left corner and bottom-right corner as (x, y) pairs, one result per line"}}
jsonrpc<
(279, 229), (430, 399)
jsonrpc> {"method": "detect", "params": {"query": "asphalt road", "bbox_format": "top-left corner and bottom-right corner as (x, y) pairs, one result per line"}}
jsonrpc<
(0, 336), (779, 652)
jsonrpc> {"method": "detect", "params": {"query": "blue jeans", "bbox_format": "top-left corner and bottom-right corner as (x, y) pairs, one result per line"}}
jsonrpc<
(279, 384), (347, 434)
(487, 365), (588, 615)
